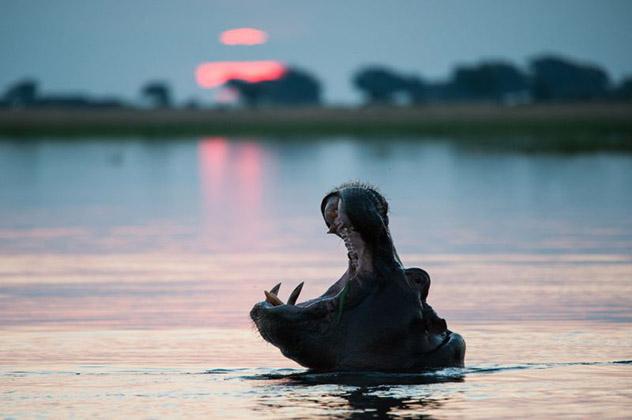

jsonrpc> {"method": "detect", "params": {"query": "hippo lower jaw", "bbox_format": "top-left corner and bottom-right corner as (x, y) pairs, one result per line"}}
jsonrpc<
(251, 293), (465, 370)
(411, 330), (466, 370)
(250, 182), (466, 371)
(250, 268), (466, 370)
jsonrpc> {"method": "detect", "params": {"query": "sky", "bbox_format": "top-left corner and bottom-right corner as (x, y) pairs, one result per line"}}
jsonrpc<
(1, 0), (632, 104)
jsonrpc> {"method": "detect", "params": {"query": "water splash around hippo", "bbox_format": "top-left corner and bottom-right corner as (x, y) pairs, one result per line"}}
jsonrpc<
(250, 182), (465, 370)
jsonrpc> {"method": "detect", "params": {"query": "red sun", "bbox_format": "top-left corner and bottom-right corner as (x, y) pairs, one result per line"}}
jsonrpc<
(220, 28), (268, 46)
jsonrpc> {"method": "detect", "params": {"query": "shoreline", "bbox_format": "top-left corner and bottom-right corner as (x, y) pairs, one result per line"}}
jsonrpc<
(1, 104), (631, 149)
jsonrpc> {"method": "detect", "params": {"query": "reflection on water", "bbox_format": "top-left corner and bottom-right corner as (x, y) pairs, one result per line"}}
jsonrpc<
(0, 253), (630, 328)
(1, 136), (632, 255)
(251, 368), (465, 386)
(1, 135), (632, 417)
(248, 372), (453, 419)
(198, 137), (265, 249)
(2, 323), (631, 418)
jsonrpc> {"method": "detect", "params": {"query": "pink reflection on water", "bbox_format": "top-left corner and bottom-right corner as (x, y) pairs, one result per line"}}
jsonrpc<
(197, 138), (265, 250)
(198, 137), (228, 199)
(236, 143), (263, 208)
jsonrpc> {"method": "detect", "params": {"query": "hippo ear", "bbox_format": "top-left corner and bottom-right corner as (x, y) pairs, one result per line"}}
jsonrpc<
(405, 268), (431, 301)
(428, 317), (447, 333)
(419, 271), (430, 301)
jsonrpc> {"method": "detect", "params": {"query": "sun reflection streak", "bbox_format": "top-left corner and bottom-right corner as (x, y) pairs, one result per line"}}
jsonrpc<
(198, 137), (229, 199)
(197, 138), (266, 250)
(236, 143), (263, 208)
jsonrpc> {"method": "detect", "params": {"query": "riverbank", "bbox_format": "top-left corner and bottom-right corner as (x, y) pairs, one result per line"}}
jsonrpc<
(1, 104), (632, 149)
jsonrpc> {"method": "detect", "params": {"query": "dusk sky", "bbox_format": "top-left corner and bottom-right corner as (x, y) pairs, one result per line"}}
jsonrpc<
(2, 0), (632, 104)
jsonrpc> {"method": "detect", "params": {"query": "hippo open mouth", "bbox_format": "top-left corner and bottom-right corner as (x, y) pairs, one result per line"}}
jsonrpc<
(250, 182), (465, 371)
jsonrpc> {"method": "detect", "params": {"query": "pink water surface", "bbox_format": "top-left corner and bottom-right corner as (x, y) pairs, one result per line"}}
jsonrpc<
(1, 136), (631, 417)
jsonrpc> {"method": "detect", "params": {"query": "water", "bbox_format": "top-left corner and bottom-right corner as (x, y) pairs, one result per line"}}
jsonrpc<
(1, 135), (632, 418)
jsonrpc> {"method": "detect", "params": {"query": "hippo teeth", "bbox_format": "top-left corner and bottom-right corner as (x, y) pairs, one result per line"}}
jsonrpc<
(339, 227), (359, 267)
(264, 290), (284, 306)
(287, 282), (304, 305)
(270, 283), (281, 295)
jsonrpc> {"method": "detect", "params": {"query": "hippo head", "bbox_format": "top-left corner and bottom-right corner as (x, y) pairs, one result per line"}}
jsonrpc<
(250, 182), (465, 371)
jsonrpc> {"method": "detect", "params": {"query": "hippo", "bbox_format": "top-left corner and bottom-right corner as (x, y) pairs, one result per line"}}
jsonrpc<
(250, 182), (465, 371)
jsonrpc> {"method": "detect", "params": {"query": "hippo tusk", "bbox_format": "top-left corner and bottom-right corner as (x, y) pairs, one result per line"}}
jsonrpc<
(287, 282), (304, 305)
(270, 283), (281, 295)
(264, 290), (284, 306)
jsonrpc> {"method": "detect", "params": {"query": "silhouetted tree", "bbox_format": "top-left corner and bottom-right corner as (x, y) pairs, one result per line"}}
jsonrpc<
(1, 79), (126, 109)
(530, 56), (610, 101)
(184, 98), (201, 109)
(353, 67), (408, 104)
(403, 76), (428, 104)
(226, 79), (264, 107)
(227, 67), (321, 107)
(3, 79), (38, 107)
(452, 61), (529, 102)
(263, 68), (321, 105)
(141, 81), (172, 108)
(613, 76), (632, 101)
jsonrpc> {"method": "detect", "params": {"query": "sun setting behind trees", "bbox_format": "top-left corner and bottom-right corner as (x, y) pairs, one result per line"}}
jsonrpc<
(195, 61), (286, 89)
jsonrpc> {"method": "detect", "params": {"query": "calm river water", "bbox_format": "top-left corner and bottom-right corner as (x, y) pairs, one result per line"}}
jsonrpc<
(1, 136), (631, 418)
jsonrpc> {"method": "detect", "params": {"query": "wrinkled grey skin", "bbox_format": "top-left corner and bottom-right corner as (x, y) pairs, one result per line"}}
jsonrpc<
(250, 183), (465, 371)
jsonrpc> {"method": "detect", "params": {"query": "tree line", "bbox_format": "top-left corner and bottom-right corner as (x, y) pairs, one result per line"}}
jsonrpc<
(2, 54), (631, 109)
(0, 80), (175, 109)
(354, 55), (632, 105)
